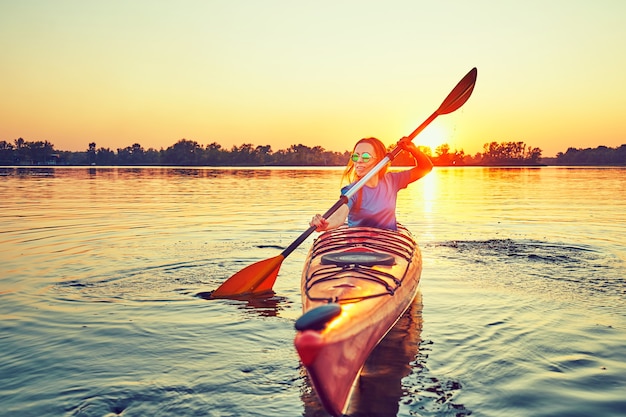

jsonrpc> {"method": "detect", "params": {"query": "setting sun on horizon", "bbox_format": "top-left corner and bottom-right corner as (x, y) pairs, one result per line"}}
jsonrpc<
(1, 1), (625, 158)
(415, 124), (451, 154)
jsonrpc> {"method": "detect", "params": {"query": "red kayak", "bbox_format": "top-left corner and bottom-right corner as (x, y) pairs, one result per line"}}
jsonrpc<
(294, 224), (422, 416)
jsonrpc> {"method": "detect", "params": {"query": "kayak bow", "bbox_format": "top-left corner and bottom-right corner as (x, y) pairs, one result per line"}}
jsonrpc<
(294, 225), (422, 416)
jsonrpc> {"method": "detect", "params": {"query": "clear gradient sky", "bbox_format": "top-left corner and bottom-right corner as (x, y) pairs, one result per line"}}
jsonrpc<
(1, 1), (625, 157)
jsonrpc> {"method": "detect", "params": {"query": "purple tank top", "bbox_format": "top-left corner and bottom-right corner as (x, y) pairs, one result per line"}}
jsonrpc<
(341, 171), (411, 231)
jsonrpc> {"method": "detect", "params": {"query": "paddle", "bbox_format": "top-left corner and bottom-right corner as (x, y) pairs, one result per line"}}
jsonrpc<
(209, 67), (478, 299)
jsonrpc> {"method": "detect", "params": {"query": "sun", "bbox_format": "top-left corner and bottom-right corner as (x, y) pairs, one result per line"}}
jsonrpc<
(416, 123), (449, 152)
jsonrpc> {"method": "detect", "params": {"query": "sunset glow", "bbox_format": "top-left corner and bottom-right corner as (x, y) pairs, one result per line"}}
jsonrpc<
(416, 124), (450, 153)
(1, 1), (625, 157)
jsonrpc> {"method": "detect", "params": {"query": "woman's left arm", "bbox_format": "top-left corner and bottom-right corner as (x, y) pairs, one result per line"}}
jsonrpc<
(399, 139), (434, 183)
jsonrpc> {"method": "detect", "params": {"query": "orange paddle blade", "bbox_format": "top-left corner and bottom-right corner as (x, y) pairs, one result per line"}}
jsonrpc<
(210, 255), (285, 298)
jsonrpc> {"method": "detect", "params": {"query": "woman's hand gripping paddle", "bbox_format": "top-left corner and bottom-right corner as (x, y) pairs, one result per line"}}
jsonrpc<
(209, 67), (478, 299)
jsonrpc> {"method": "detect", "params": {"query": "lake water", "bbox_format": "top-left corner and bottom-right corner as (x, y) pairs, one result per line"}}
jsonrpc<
(1, 166), (624, 417)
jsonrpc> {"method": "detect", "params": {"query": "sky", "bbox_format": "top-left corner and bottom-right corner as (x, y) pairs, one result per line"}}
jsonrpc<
(1, 1), (625, 157)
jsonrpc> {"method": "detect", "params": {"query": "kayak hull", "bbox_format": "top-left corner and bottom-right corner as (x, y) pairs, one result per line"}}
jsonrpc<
(294, 225), (422, 416)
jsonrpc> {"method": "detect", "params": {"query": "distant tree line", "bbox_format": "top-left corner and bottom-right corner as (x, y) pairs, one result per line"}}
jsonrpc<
(422, 141), (543, 166)
(1, 136), (621, 167)
(0, 139), (351, 166)
(554, 145), (626, 165)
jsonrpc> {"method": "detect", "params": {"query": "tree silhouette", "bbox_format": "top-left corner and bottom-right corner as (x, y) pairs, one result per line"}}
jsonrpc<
(162, 139), (203, 165)
(5, 136), (624, 167)
(556, 145), (626, 165)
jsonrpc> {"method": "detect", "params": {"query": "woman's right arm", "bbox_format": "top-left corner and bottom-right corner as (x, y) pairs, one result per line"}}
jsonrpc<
(310, 204), (349, 232)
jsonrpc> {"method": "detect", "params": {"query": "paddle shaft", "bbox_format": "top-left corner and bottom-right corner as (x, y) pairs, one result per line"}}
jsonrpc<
(281, 197), (348, 258)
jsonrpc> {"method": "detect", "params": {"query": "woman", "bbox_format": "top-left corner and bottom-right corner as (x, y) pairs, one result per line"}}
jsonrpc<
(310, 137), (433, 232)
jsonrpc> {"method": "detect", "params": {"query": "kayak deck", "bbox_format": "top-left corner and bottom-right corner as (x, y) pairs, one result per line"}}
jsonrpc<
(304, 225), (417, 304)
(295, 225), (422, 416)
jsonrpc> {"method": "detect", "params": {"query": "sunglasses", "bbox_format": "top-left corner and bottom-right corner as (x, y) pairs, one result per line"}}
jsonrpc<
(351, 152), (374, 163)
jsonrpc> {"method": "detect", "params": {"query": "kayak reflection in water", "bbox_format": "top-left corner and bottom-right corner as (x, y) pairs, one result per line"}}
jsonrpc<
(310, 136), (433, 232)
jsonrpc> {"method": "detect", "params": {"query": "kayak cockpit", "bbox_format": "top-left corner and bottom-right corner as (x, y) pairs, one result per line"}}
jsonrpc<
(303, 226), (417, 304)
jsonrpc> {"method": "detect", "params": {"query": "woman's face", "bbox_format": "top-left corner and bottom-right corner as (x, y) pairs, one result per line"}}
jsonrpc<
(352, 142), (377, 178)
